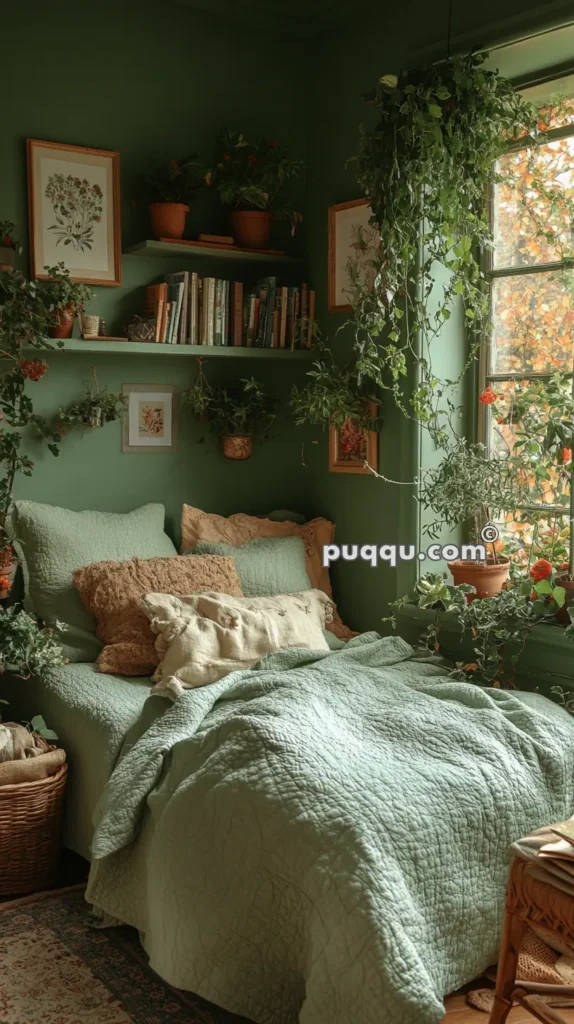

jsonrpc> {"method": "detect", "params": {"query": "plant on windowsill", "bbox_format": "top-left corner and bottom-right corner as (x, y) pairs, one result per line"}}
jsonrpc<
(0, 221), (22, 273)
(183, 364), (278, 460)
(387, 559), (570, 690)
(40, 262), (94, 340)
(208, 129), (304, 249)
(141, 156), (207, 240)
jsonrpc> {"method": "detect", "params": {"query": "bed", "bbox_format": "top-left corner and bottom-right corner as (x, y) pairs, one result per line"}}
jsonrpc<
(10, 634), (574, 1024)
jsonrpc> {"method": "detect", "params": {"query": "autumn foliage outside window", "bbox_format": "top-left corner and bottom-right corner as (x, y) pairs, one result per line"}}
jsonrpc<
(485, 90), (574, 567)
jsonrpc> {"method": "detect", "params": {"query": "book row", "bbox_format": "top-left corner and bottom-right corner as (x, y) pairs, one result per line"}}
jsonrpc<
(143, 272), (315, 348)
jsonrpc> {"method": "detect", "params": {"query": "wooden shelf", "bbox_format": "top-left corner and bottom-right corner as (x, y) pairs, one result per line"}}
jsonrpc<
(124, 239), (303, 264)
(34, 339), (315, 359)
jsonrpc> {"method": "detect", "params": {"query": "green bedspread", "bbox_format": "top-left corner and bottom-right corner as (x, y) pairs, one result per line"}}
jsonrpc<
(87, 634), (574, 1024)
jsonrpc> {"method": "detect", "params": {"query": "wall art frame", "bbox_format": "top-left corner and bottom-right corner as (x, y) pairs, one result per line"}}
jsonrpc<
(27, 138), (122, 287)
(328, 198), (379, 314)
(121, 383), (178, 454)
(328, 402), (378, 474)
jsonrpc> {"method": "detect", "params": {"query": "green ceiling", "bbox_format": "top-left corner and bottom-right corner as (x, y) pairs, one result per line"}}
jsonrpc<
(172, 0), (365, 32)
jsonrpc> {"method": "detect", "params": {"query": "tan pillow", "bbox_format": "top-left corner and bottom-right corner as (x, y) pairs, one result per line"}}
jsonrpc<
(73, 555), (243, 676)
(141, 589), (333, 695)
(180, 504), (356, 641)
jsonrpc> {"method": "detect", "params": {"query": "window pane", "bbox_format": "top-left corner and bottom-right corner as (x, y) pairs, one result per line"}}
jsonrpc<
(491, 269), (573, 374)
(497, 511), (571, 569)
(488, 379), (571, 507)
(494, 135), (574, 268)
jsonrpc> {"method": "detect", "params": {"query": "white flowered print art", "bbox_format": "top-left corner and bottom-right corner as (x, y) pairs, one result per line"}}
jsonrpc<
(27, 139), (121, 286)
(44, 171), (104, 252)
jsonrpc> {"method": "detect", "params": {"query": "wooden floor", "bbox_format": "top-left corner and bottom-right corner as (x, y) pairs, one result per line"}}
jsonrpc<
(441, 989), (574, 1022)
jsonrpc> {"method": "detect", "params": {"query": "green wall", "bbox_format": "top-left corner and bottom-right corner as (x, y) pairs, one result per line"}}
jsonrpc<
(303, 2), (574, 633)
(2, 0), (311, 548)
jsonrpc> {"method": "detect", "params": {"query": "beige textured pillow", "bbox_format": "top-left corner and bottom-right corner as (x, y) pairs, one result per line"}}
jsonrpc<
(73, 555), (243, 676)
(180, 504), (356, 641)
(141, 589), (333, 695)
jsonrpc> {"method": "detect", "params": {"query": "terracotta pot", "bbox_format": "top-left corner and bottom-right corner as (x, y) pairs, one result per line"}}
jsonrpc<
(555, 575), (574, 625)
(222, 436), (253, 460)
(149, 202), (189, 240)
(448, 557), (510, 600)
(0, 247), (16, 272)
(229, 211), (272, 249)
(49, 306), (76, 339)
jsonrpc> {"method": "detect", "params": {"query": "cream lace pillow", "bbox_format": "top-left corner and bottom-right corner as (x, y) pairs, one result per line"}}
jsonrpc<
(141, 589), (333, 694)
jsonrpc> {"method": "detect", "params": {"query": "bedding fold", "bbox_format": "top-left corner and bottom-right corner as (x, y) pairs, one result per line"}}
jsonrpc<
(87, 634), (574, 1024)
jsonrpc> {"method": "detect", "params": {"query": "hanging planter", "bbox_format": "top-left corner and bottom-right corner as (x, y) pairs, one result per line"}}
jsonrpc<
(34, 368), (125, 439)
(182, 358), (278, 458)
(222, 436), (253, 460)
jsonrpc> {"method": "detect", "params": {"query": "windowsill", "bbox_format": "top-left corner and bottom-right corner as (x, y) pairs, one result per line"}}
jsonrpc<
(396, 604), (574, 694)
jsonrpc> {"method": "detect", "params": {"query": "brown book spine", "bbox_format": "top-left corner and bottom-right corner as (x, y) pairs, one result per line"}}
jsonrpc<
(279, 286), (288, 348)
(231, 281), (244, 346)
(272, 309), (279, 348)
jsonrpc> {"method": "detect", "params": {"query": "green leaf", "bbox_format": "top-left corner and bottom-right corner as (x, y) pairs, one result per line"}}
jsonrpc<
(428, 104), (442, 118)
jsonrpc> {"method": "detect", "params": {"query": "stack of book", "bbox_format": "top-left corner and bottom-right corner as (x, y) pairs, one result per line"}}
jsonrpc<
(143, 272), (315, 348)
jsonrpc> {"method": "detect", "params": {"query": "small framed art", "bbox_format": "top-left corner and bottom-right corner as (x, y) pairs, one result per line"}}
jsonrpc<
(328, 198), (379, 313)
(328, 403), (378, 475)
(122, 384), (177, 454)
(27, 138), (122, 286)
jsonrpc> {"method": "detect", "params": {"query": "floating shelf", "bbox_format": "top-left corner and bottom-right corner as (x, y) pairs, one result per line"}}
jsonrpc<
(31, 338), (315, 359)
(124, 239), (303, 264)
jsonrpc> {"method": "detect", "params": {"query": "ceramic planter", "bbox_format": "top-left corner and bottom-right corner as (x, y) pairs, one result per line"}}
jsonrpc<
(555, 575), (574, 625)
(0, 247), (16, 272)
(448, 557), (510, 600)
(149, 202), (189, 240)
(222, 436), (253, 460)
(229, 211), (272, 249)
(49, 306), (76, 340)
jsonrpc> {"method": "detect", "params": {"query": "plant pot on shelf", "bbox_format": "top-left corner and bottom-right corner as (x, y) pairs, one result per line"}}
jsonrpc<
(229, 210), (272, 249)
(49, 306), (76, 340)
(149, 202), (189, 240)
(222, 436), (253, 460)
(448, 557), (510, 600)
(0, 247), (16, 272)
(555, 575), (574, 625)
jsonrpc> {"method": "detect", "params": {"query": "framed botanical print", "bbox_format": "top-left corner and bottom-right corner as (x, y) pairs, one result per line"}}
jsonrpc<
(328, 403), (379, 475)
(27, 139), (122, 286)
(122, 384), (177, 454)
(328, 198), (379, 313)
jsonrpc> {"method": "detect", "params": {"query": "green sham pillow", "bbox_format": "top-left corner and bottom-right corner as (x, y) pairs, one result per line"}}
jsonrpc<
(193, 536), (312, 597)
(12, 501), (176, 662)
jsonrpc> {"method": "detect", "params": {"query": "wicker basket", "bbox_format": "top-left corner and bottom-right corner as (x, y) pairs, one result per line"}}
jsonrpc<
(0, 760), (67, 896)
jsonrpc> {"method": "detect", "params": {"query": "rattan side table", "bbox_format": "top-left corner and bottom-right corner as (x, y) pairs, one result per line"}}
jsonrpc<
(490, 857), (574, 1024)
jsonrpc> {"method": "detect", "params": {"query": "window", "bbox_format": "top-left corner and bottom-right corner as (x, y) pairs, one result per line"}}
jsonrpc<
(484, 83), (574, 566)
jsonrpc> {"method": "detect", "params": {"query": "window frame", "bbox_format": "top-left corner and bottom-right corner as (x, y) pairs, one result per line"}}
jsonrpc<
(480, 118), (574, 535)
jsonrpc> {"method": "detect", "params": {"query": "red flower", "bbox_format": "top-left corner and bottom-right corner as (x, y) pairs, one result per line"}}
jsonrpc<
(561, 447), (572, 464)
(530, 590), (538, 600)
(1, 235), (13, 247)
(479, 386), (497, 405)
(496, 416), (504, 424)
(224, 154), (231, 161)
(19, 359), (48, 381)
(530, 558), (553, 583)
(248, 154), (257, 164)
(0, 577), (11, 593)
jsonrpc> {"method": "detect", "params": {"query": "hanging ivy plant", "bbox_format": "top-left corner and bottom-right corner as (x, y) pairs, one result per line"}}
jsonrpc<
(292, 52), (539, 437)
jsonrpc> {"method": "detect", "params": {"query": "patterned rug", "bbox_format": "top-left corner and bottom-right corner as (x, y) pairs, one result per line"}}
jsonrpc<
(0, 886), (253, 1023)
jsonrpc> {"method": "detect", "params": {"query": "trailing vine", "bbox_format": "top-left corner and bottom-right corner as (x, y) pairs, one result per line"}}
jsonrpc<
(292, 52), (539, 439)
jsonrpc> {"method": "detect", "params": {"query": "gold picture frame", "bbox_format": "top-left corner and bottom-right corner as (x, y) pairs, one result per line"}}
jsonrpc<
(328, 198), (379, 313)
(27, 138), (122, 287)
(328, 403), (379, 475)
(121, 384), (177, 454)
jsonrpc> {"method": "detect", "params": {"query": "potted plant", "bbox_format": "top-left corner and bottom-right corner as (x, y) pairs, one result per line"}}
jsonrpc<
(0, 222), (21, 273)
(142, 156), (206, 240)
(40, 263), (94, 339)
(209, 129), (304, 248)
(417, 438), (531, 597)
(183, 371), (278, 459)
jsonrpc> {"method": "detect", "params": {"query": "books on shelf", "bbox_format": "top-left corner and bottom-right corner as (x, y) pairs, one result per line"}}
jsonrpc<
(143, 274), (315, 348)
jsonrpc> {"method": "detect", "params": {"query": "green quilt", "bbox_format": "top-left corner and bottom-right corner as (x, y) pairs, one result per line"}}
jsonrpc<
(87, 635), (574, 1024)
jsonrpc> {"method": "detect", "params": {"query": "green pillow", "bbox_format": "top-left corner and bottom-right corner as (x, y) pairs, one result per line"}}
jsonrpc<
(194, 536), (312, 597)
(12, 501), (176, 662)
